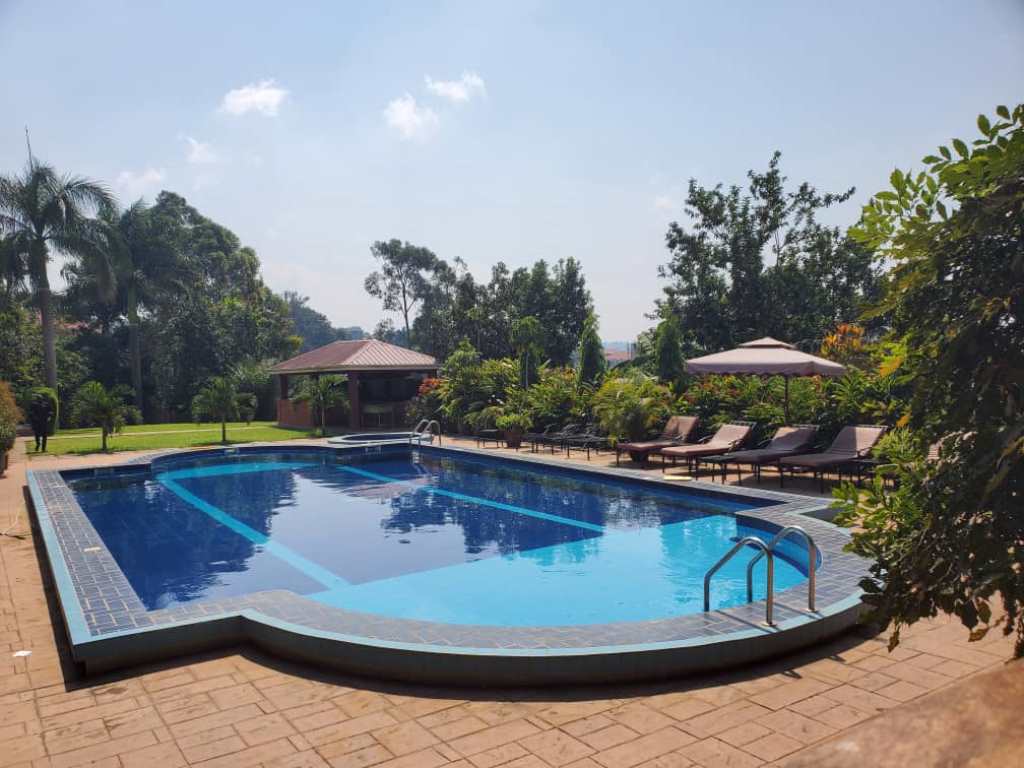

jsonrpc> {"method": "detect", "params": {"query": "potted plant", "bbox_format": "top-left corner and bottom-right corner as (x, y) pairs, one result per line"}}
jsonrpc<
(495, 412), (533, 449)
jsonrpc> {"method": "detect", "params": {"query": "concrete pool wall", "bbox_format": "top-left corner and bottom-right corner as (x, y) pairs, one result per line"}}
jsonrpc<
(27, 443), (868, 685)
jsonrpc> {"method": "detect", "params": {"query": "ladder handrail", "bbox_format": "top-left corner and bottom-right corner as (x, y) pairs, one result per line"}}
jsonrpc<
(746, 525), (817, 612)
(704, 536), (775, 626)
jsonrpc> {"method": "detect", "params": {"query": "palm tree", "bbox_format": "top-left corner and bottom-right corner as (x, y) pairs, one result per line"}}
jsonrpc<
(292, 375), (348, 437)
(70, 381), (134, 452)
(192, 376), (252, 444)
(87, 200), (177, 415)
(0, 236), (26, 307)
(0, 159), (113, 389)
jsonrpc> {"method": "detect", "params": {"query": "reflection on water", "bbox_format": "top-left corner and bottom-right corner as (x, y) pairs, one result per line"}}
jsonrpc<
(66, 452), (795, 620)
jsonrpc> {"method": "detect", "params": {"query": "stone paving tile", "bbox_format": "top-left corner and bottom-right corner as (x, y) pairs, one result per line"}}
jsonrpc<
(0, 442), (1017, 768)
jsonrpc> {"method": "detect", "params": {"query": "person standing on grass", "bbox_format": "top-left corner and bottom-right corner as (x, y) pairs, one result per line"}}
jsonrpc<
(29, 391), (56, 452)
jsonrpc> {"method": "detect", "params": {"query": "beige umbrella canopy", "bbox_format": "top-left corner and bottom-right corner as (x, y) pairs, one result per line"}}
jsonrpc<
(685, 337), (846, 422)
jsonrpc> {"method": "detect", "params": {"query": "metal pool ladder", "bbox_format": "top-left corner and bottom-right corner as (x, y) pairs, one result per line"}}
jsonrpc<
(746, 525), (817, 612)
(704, 537), (775, 625)
(703, 525), (818, 626)
(410, 419), (442, 446)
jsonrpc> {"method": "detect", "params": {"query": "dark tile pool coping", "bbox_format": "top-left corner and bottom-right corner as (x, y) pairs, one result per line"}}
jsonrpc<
(27, 443), (868, 684)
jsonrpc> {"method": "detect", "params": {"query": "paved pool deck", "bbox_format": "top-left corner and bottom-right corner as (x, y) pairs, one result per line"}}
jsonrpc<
(1, 437), (1018, 768)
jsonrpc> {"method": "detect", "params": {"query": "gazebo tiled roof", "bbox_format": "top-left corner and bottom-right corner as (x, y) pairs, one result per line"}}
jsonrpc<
(272, 339), (438, 374)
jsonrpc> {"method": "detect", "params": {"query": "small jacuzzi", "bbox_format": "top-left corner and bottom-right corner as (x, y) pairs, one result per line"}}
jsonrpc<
(328, 432), (435, 447)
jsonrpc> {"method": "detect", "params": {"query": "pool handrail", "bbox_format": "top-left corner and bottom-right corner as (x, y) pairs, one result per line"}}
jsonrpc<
(409, 419), (442, 446)
(746, 525), (817, 612)
(704, 536), (774, 626)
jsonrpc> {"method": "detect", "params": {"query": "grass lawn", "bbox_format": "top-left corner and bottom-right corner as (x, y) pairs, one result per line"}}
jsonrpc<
(24, 421), (317, 456)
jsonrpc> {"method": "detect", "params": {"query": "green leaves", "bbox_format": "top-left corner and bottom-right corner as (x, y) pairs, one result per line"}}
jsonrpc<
(996, 105), (1010, 120)
(977, 114), (992, 136)
(952, 138), (969, 158)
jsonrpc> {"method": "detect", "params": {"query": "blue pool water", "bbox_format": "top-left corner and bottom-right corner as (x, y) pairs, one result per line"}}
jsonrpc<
(66, 451), (811, 626)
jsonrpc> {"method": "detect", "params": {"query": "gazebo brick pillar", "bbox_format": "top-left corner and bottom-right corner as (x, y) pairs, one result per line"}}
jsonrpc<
(348, 372), (361, 430)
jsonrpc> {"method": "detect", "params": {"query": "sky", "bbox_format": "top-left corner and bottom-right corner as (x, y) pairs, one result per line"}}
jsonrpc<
(1, 1), (1022, 341)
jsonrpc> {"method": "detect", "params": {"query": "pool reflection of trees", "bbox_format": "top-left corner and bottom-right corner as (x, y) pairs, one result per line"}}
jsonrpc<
(77, 476), (276, 610)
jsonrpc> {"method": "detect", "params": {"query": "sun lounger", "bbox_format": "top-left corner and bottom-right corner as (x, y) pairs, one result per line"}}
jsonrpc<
(777, 424), (887, 491)
(615, 415), (699, 467)
(656, 422), (753, 473)
(697, 425), (818, 483)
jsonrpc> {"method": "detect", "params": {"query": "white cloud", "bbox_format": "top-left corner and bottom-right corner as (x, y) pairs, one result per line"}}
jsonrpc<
(424, 71), (486, 103)
(183, 136), (219, 164)
(114, 168), (165, 198)
(654, 195), (675, 211)
(219, 79), (288, 116)
(383, 93), (439, 141)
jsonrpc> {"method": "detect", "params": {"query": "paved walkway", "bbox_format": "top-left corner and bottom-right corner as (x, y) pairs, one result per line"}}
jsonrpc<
(0, 440), (1016, 767)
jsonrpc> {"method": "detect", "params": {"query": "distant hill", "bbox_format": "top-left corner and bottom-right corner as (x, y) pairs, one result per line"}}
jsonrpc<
(281, 291), (366, 352)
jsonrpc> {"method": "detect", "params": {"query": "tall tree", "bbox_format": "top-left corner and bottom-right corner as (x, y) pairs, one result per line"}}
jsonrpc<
(550, 258), (593, 365)
(87, 200), (178, 415)
(654, 315), (685, 385)
(0, 158), (113, 388)
(576, 312), (606, 386)
(364, 239), (438, 344)
(511, 316), (544, 388)
(656, 152), (872, 351)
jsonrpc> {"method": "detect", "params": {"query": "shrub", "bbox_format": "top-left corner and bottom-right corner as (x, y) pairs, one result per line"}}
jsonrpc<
(592, 373), (673, 443)
(28, 387), (59, 436)
(0, 421), (15, 454)
(0, 381), (22, 429)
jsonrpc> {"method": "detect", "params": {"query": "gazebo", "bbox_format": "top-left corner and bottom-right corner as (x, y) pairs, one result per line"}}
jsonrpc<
(272, 339), (438, 431)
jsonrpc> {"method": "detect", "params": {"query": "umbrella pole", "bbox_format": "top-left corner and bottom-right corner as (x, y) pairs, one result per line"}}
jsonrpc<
(784, 376), (790, 424)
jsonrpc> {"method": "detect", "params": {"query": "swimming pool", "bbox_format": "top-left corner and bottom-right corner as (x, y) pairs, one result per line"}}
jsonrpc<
(29, 445), (866, 683)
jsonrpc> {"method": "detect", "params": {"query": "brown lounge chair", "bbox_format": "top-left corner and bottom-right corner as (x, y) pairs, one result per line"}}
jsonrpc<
(656, 422), (754, 473)
(777, 424), (887, 491)
(697, 425), (819, 483)
(615, 415), (698, 467)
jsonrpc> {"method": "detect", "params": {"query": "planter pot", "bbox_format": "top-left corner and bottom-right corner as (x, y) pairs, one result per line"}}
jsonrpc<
(503, 429), (524, 449)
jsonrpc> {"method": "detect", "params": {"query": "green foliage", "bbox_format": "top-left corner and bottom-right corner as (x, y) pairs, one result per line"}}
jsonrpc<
(28, 387), (58, 436)
(0, 380), (22, 427)
(0, 421), (15, 454)
(843, 103), (1024, 657)
(523, 367), (591, 429)
(592, 373), (673, 443)
(70, 381), (137, 451)
(364, 239), (439, 341)
(437, 342), (519, 432)
(870, 427), (924, 465)
(292, 375), (349, 437)
(0, 158), (113, 389)
(654, 315), (685, 386)
(494, 410), (533, 432)
(576, 313), (606, 387)
(655, 152), (879, 353)
(191, 377), (247, 444)
(511, 316), (544, 388)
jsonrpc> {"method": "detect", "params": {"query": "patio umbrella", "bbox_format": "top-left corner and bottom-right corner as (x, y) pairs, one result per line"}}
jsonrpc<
(685, 337), (845, 422)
